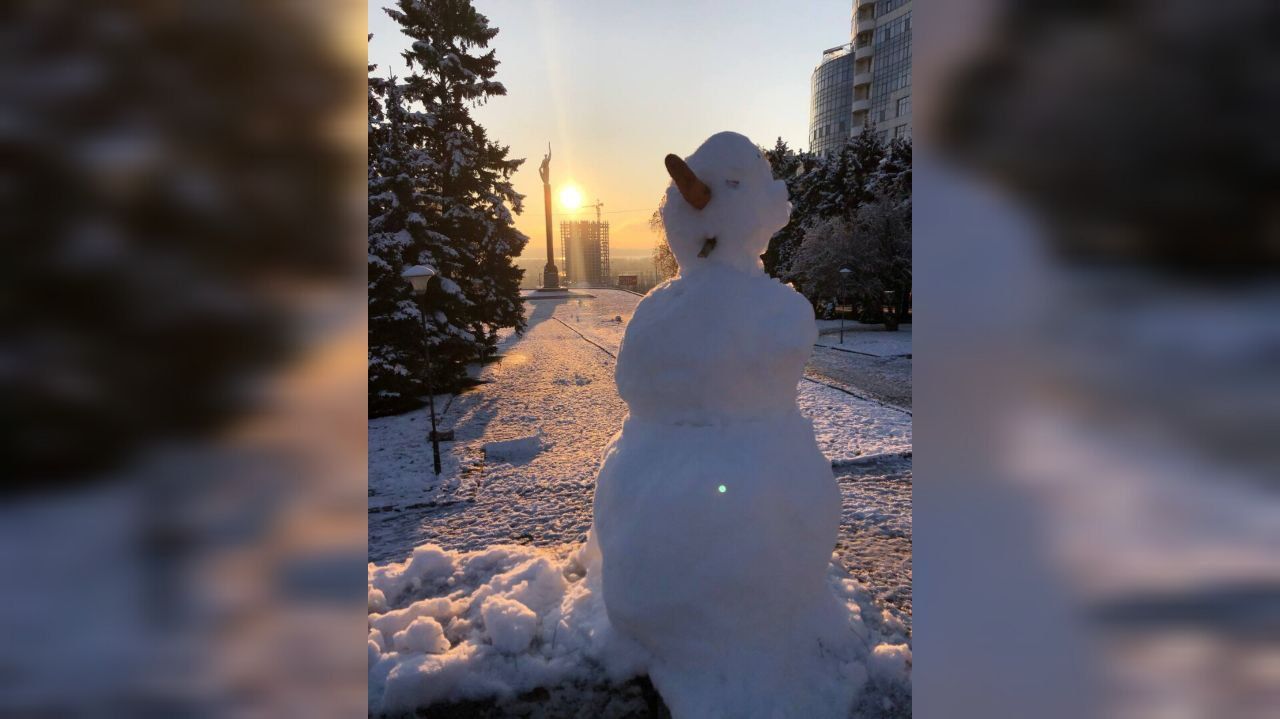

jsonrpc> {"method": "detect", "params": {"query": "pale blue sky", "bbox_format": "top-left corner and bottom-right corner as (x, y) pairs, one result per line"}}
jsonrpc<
(369, 0), (851, 256)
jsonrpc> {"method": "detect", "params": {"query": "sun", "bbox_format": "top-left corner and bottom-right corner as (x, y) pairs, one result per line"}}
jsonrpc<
(559, 185), (583, 211)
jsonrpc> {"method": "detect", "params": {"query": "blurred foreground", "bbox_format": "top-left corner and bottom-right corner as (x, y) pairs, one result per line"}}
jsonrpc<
(1, 1), (367, 716)
(916, 2), (1278, 718)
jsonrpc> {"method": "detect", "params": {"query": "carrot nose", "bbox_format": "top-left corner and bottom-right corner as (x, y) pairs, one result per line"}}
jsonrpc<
(664, 154), (711, 210)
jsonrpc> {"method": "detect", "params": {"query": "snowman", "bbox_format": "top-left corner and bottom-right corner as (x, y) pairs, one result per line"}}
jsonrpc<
(589, 132), (864, 718)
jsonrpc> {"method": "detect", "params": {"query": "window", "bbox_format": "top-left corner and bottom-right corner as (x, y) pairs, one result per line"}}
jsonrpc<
(894, 124), (907, 138)
(896, 95), (911, 117)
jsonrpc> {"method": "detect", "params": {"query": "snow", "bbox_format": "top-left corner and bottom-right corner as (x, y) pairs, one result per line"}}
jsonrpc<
(393, 616), (450, 654)
(437, 276), (464, 299)
(815, 321), (913, 358)
(869, 643), (913, 684)
(367, 542), (909, 716)
(482, 431), (542, 463)
(479, 596), (538, 653)
(801, 383), (911, 462)
(367, 543), (649, 714)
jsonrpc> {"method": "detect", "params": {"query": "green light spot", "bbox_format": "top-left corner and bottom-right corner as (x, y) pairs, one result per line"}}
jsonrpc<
(718, 484), (727, 494)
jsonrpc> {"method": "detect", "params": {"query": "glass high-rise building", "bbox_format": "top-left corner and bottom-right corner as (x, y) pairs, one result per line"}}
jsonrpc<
(851, 0), (911, 142)
(808, 44), (854, 157)
(809, 1), (912, 154)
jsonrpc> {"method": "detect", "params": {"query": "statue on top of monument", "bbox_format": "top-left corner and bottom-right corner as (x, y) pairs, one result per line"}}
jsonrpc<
(538, 143), (551, 185)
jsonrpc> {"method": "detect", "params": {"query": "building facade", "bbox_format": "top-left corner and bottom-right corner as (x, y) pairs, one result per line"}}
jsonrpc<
(808, 44), (854, 157)
(852, 0), (912, 142)
(809, 1), (912, 154)
(560, 220), (610, 287)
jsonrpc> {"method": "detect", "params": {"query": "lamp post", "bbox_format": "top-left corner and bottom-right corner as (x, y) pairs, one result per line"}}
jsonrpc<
(838, 267), (852, 345)
(402, 264), (443, 475)
(882, 289), (899, 332)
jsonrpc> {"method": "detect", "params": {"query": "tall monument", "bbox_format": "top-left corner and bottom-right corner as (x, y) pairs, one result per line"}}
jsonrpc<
(538, 144), (561, 290)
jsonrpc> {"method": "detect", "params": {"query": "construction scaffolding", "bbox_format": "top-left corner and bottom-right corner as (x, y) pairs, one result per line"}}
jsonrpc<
(560, 219), (610, 287)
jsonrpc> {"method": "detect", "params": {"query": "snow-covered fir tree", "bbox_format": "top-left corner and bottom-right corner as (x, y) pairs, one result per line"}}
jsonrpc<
(762, 137), (821, 276)
(368, 53), (428, 417)
(812, 129), (886, 222)
(385, 0), (528, 383)
(367, 1), (529, 414)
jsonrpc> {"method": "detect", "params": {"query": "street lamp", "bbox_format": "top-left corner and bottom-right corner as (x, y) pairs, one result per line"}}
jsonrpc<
(838, 267), (852, 345)
(402, 264), (443, 475)
(882, 289), (899, 332)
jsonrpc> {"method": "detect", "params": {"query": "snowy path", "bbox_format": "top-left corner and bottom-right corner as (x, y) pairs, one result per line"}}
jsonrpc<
(369, 289), (912, 624)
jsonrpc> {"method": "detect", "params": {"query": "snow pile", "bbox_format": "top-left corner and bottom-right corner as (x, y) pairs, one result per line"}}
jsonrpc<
(590, 132), (895, 717)
(870, 643), (913, 685)
(368, 542), (910, 716)
(367, 543), (648, 715)
(482, 431), (543, 463)
(392, 616), (450, 654)
(479, 595), (537, 653)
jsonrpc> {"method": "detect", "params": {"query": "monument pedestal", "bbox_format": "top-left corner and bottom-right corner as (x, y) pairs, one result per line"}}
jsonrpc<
(541, 265), (560, 291)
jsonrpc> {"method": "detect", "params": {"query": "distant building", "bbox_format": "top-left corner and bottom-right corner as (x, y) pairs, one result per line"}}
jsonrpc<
(616, 274), (638, 290)
(560, 220), (610, 287)
(808, 44), (853, 157)
(851, 0), (911, 143)
(809, 1), (912, 154)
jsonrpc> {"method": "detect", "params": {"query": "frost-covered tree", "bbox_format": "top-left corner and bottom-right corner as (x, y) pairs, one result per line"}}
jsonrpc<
(649, 207), (678, 280)
(787, 216), (857, 302)
(854, 189), (911, 315)
(381, 0), (527, 382)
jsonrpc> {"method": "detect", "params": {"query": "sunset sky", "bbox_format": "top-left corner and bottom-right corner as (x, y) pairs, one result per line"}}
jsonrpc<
(368, 0), (851, 258)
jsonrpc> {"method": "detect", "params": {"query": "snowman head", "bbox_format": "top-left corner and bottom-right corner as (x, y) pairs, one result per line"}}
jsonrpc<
(660, 131), (791, 276)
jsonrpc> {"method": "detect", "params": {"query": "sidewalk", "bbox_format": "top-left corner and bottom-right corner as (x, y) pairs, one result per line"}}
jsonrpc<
(816, 320), (912, 357)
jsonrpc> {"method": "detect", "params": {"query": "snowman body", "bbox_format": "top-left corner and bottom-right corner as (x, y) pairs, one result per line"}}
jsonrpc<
(591, 133), (860, 718)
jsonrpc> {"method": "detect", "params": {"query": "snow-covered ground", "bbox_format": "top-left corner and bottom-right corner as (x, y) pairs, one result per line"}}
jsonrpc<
(816, 320), (912, 358)
(368, 289), (912, 715)
(370, 291), (910, 561)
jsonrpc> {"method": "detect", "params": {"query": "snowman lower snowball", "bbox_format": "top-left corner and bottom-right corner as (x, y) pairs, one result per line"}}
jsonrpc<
(588, 132), (868, 717)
